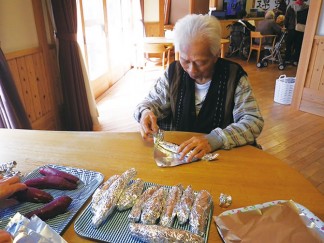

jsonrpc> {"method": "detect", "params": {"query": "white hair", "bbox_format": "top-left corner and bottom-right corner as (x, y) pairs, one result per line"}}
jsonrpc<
(173, 14), (222, 57)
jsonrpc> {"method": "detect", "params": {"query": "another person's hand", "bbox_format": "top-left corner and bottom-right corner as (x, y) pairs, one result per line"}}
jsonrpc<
(0, 230), (13, 243)
(0, 175), (27, 201)
(177, 136), (212, 162)
(139, 110), (159, 142)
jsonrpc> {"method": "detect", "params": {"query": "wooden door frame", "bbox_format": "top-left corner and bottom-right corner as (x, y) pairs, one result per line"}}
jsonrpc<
(291, 0), (323, 110)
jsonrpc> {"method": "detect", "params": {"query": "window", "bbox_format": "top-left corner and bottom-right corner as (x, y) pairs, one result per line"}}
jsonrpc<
(77, 0), (143, 98)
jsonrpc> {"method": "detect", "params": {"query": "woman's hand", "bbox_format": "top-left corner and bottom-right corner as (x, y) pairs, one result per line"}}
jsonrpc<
(139, 110), (159, 142)
(0, 175), (27, 200)
(0, 230), (13, 243)
(177, 136), (212, 162)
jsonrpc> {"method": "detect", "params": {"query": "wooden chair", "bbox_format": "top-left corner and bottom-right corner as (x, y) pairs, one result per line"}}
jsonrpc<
(143, 43), (174, 69)
(247, 31), (277, 63)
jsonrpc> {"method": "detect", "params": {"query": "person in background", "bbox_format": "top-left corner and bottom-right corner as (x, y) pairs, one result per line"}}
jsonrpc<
(0, 175), (27, 243)
(274, 0), (288, 17)
(284, 0), (309, 66)
(276, 14), (285, 27)
(134, 14), (264, 162)
(256, 10), (282, 45)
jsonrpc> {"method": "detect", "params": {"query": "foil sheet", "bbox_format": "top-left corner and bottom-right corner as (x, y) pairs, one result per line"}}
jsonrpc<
(6, 212), (66, 243)
(128, 186), (160, 223)
(177, 185), (196, 224)
(91, 168), (136, 228)
(189, 190), (213, 236)
(129, 223), (204, 243)
(159, 184), (183, 227)
(141, 187), (167, 225)
(117, 178), (145, 211)
(214, 200), (324, 243)
(153, 130), (219, 167)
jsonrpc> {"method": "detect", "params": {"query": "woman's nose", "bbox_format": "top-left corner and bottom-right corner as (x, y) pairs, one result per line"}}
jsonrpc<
(187, 62), (197, 73)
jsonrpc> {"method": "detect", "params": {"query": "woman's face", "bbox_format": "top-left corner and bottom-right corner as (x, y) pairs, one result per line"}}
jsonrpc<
(179, 38), (218, 84)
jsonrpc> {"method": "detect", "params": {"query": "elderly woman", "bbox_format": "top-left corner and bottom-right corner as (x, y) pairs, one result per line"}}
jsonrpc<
(256, 10), (282, 45)
(134, 14), (264, 162)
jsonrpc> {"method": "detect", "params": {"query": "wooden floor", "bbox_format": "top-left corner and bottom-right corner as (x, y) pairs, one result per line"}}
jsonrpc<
(94, 56), (324, 195)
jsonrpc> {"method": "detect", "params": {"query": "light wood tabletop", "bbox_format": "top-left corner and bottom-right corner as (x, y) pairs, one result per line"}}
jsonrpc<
(143, 37), (230, 58)
(1, 129), (323, 242)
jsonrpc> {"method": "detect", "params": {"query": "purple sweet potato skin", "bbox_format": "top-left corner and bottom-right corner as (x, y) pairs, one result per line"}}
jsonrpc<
(24, 175), (77, 190)
(39, 167), (79, 183)
(25, 195), (72, 220)
(12, 187), (53, 203)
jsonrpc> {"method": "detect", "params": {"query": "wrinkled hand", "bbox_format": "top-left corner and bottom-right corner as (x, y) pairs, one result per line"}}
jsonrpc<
(0, 230), (13, 243)
(0, 175), (27, 201)
(177, 136), (212, 162)
(139, 110), (159, 143)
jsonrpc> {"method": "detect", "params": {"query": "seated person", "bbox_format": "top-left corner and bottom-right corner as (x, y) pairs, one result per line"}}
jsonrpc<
(276, 14), (285, 27)
(256, 10), (282, 45)
(134, 14), (264, 162)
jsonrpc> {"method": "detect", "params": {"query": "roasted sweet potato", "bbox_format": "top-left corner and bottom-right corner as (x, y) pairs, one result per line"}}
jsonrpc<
(39, 166), (79, 183)
(25, 195), (72, 220)
(24, 175), (77, 190)
(11, 187), (53, 203)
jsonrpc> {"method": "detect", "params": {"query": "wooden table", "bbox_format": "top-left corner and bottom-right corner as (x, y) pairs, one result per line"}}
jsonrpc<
(143, 37), (230, 59)
(1, 129), (323, 242)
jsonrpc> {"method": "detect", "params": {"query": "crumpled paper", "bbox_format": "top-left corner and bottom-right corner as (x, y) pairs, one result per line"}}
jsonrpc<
(214, 200), (324, 243)
(5, 212), (67, 243)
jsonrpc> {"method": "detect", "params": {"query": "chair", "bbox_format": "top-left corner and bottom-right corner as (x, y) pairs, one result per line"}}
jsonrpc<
(143, 43), (174, 69)
(247, 31), (277, 63)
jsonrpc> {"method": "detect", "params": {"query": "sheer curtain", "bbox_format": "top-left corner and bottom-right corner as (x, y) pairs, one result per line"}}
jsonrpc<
(51, 0), (97, 131)
(0, 48), (31, 129)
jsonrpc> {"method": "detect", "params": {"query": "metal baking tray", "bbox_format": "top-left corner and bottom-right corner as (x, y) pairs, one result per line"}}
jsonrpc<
(0, 164), (103, 234)
(74, 181), (213, 243)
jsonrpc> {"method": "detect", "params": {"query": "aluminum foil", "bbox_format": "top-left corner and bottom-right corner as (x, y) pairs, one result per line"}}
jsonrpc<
(91, 174), (120, 213)
(176, 185), (196, 224)
(153, 130), (219, 167)
(117, 178), (145, 211)
(129, 223), (204, 243)
(141, 187), (167, 225)
(219, 193), (232, 208)
(215, 200), (324, 243)
(91, 168), (137, 228)
(189, 190), (213, 236)
(159, 184), (183, 227)
(128, 186), (160, 223)
(0, 161), (22, 178)
(5, 212), (66, 243)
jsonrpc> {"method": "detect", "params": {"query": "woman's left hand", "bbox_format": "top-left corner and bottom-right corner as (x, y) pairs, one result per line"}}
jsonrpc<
(177, 136), (212, 162)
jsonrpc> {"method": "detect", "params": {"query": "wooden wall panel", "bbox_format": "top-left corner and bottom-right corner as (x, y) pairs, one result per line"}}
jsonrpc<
(6, 48), (61, 130)
(299, 36), (324, 117)
(15, 57), (37, 122)
(25, 55), (43, 119)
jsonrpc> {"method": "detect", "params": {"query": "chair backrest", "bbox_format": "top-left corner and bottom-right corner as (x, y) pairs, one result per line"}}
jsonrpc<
(250, 31), (263, 45)
(143, 43), (168, 54)
(143, 43), (173, 69)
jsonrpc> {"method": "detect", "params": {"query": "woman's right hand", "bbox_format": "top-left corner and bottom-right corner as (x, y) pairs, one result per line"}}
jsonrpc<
(0, 230), (13, 243)
(139, 110), (159, 142)
(0, 175), (27, 201)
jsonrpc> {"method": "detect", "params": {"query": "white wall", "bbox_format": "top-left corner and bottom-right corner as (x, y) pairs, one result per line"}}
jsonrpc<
(144, 0), (159, 22)
(0, 0), (38, 53)
(317, 1), (324, 35)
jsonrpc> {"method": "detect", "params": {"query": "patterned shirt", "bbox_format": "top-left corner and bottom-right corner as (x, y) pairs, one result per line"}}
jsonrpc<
(134, 67), (264, 151)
